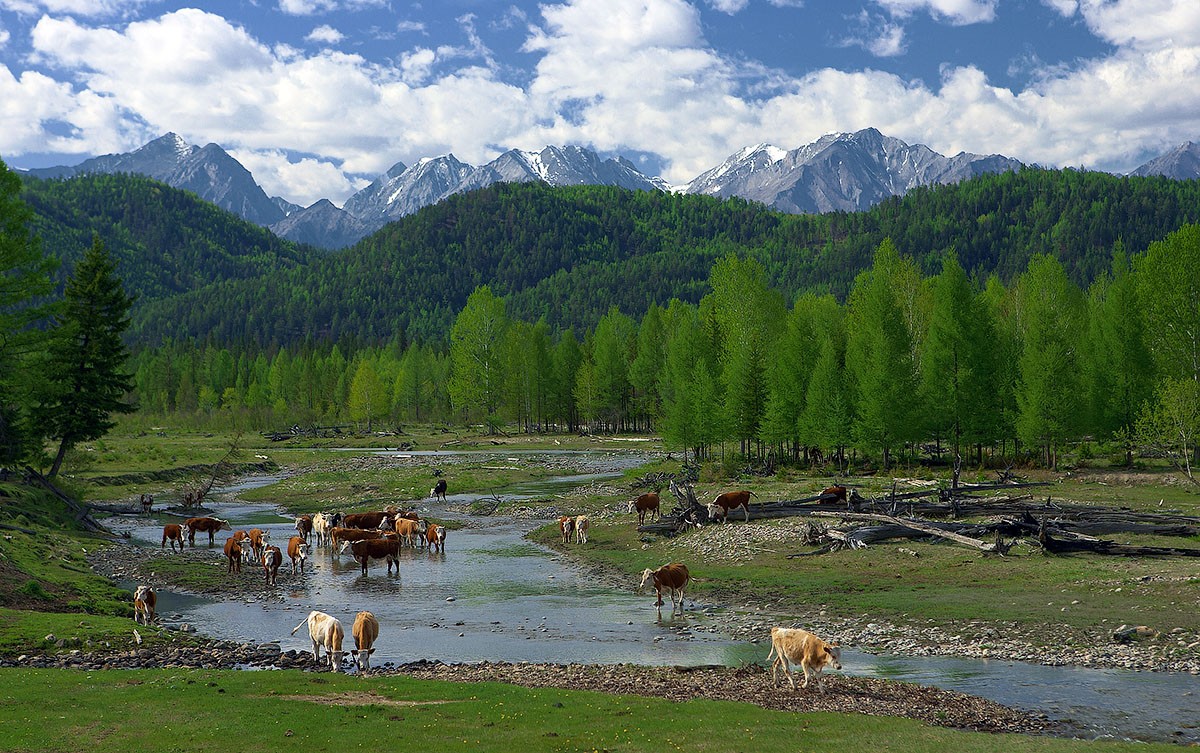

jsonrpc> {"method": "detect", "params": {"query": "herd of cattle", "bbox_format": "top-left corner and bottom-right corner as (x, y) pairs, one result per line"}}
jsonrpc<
(134, 481), (848, 690)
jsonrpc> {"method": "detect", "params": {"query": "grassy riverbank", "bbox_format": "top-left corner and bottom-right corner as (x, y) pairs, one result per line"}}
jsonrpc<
(0, 667), (1179, 753)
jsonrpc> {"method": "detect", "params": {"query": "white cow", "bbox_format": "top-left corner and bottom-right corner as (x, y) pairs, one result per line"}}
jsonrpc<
(312, 513), (334, 547)
(291, 610), (345, 672)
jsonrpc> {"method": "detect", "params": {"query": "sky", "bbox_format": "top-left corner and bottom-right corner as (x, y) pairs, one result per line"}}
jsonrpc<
(1, 0), (1197, 206)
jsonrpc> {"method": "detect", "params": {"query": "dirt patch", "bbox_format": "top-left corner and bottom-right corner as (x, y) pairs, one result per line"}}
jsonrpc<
(281, 691), (456, 707)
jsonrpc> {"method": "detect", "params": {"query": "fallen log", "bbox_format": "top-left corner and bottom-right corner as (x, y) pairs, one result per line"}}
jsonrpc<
(811, 511), (1010, 553)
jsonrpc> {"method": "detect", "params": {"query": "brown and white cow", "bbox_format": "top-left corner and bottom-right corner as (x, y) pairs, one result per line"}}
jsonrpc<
(628, 492), (661, 525)
(430, 478), (448, 503)
(639, 563), (690, 612)
(342, 511), (392, 530)
(821, 485), (849, 504)
(287, 536), (310, 574)
(245, 529), (268, 564)
(558, 515), (575, 544)
(766, 627), (842, 693)
(263, 545), (283, 586)
(329, 527), (387, 557)
(707, 490), (756, 523)
(351, 611), (380, 672)
(426, 522), (446, 553)
(294, 515), (313, 543)
(574, 515), (590, 544)
(291, 610), (345, 672)
(133, 585), (156, 625)
(161, 524), (185, 552)
(184, 516), (232, 545)
(340, 538), (402, 575)
(224, 537), (243, 574)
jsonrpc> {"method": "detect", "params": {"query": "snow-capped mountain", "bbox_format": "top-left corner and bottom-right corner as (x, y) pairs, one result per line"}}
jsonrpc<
(1128, 142), (1200, 179)
(28, 133), (286, 226)
(268, 199), (373, 250)
(685, 128), (1023, 214)
(340, 145), (669, 227)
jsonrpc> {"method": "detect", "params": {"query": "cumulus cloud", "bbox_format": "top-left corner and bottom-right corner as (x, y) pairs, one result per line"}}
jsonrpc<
(872, 0), (997, 25)
(230, 149), (368, 206)
(1075, 0), (1200, 49)
(304, 24), (343, 44)
(842, 12), (907, 56)
(0, 25), (9, 48)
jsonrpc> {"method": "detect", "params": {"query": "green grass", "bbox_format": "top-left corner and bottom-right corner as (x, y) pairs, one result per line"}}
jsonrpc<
(0, 609), (185, 657)
(0, 668), (1177, 753)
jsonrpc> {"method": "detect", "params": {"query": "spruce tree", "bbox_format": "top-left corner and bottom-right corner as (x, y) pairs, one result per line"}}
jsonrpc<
(36, 235), (134, 478)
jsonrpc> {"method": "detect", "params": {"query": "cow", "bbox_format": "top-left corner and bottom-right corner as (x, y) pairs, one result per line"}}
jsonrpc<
(707, 490), (757, 523)
(342, 511), (391, 530)
(246, 529), (268, 564)
(628, 492), (660, 525)
(161, 524), (185, 552)
(766, 627), (842, 693)
(574, 515), (590, 544)
(558, 515), (575, 544)
(231, 529), (250, 550)
(295, 515), (313, 543)
(393, 518), (421, 548)
(639, 563), (690, 612)
(329, 527), (387, 556)
(313, 513), (340, 547)
(223, 537), (243, 573)
(290, 610), (345, 672)
(396, 510), (420, 522)
(431, 478), (448, 503)
(425, 523), (446, 554)
(351, 611), (380, 672)
(140, 494), (153, 515)
(821, 486), (849, 504)
(340, 538), (402, 575)
(133, 585), (156, 625)
(287, 536), (309, 575)
(263, 545), (283, 586)
(184, 517), (232, 545)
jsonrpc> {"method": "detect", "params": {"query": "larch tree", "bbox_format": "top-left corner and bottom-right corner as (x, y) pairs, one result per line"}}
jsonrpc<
(348, 358), (388, 431)
(449, 285), (508, 423)
(1134, 224), (1200, 382)
(35, 235), (135, 478)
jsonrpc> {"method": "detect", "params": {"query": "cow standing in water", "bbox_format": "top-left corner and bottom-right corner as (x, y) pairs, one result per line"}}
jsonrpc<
(639, 563), (690, 613)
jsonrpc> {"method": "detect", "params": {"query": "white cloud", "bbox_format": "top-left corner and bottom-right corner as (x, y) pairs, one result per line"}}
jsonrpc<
(0, 0), (154, 17)
(1041, 0), (1078, 15)
(396, 20), (426, 33)
(277, 0), (383, 16)
(0, 25), (9, 48)
(842, 12), (907, 56)
(230, 149), (368, 206)
(873, 0), (997, 25)
(399, 47), (436, 85)
(1075, 0), (1200, 49)
(707, 0), (749, 13)
(304, 24), (343, 44)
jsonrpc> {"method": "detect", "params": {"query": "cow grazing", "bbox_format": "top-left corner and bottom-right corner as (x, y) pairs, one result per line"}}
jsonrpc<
(295, 515), (313, 543)
(707, 490), (756, 523)
(184, 517), (232, 545)
(351, 611), (380, 672)
(161, 524), (185, 552)
(558, 516), (575, 544)
(246, 529), (268, 564)
(639, 563), (690, 612)
(133, 585), (156, 625)
(574, 515), (590, 544)
(341, 538), (402, 575)
(287, 536), (310, 574)
(766, 627), (842, 693)
(628, 492), (661, 525)
(821, 486), (849, 504)
(342, 511), (391, 530)
(425, 523), (446, 554)
(291, 610), (345, 672)
(224, 537), (243, 573)
(393, 518), (420, 548)
(431, 478), (448, 503)
(263, 545), (283, 585)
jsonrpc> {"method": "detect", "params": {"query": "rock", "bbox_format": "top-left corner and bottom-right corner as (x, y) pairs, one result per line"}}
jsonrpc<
(446, 597), (456, 602)
(44, 634), (55, 642)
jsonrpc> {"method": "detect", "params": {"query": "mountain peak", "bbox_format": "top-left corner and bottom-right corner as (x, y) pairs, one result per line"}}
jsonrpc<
(1129, 141), (1200, 179)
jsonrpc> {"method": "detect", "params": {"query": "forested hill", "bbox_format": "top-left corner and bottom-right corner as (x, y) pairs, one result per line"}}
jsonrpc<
(20, 172), (314, 302)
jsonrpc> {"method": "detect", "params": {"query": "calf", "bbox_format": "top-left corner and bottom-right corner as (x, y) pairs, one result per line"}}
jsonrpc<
(133, 585), (156, 625)
(639, 563), (690, 612)
(263, 545), (283, 585)
(161, 524), (185, 552)
(287, 536), (309, 575)
(628, 492), (661, 525)
(574, 515), (590, 544)
(329, 527), (386, 557)
(295, 515), (313, 543)
(766, 627), (842, 693)
(558, 515), (575, 544)
(707, 490), (756, 523)
(426, 522), (446, 553)
(430, 478), (448, 503)
(224, 537), (243, 573)
(184, 516), (232, 545)
(341, 538), (402, 575)
(351, 611), (380, 672)
(290, 610), (345, 672)
(342, 511), (391, 530)
(246, 528), (268, 564)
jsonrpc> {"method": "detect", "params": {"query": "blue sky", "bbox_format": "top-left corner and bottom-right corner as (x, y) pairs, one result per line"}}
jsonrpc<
(0, 0), (1196, 205)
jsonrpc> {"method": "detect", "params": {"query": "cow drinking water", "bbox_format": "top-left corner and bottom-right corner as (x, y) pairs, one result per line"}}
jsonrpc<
(351, 611), (380, 672)
(291, 611), (345, 672)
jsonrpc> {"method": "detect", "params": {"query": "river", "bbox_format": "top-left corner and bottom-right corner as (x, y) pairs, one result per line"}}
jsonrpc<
(108, 455), (1199, 744)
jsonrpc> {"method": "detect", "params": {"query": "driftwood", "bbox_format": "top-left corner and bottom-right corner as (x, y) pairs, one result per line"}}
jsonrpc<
(24, 466), (106, 534)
